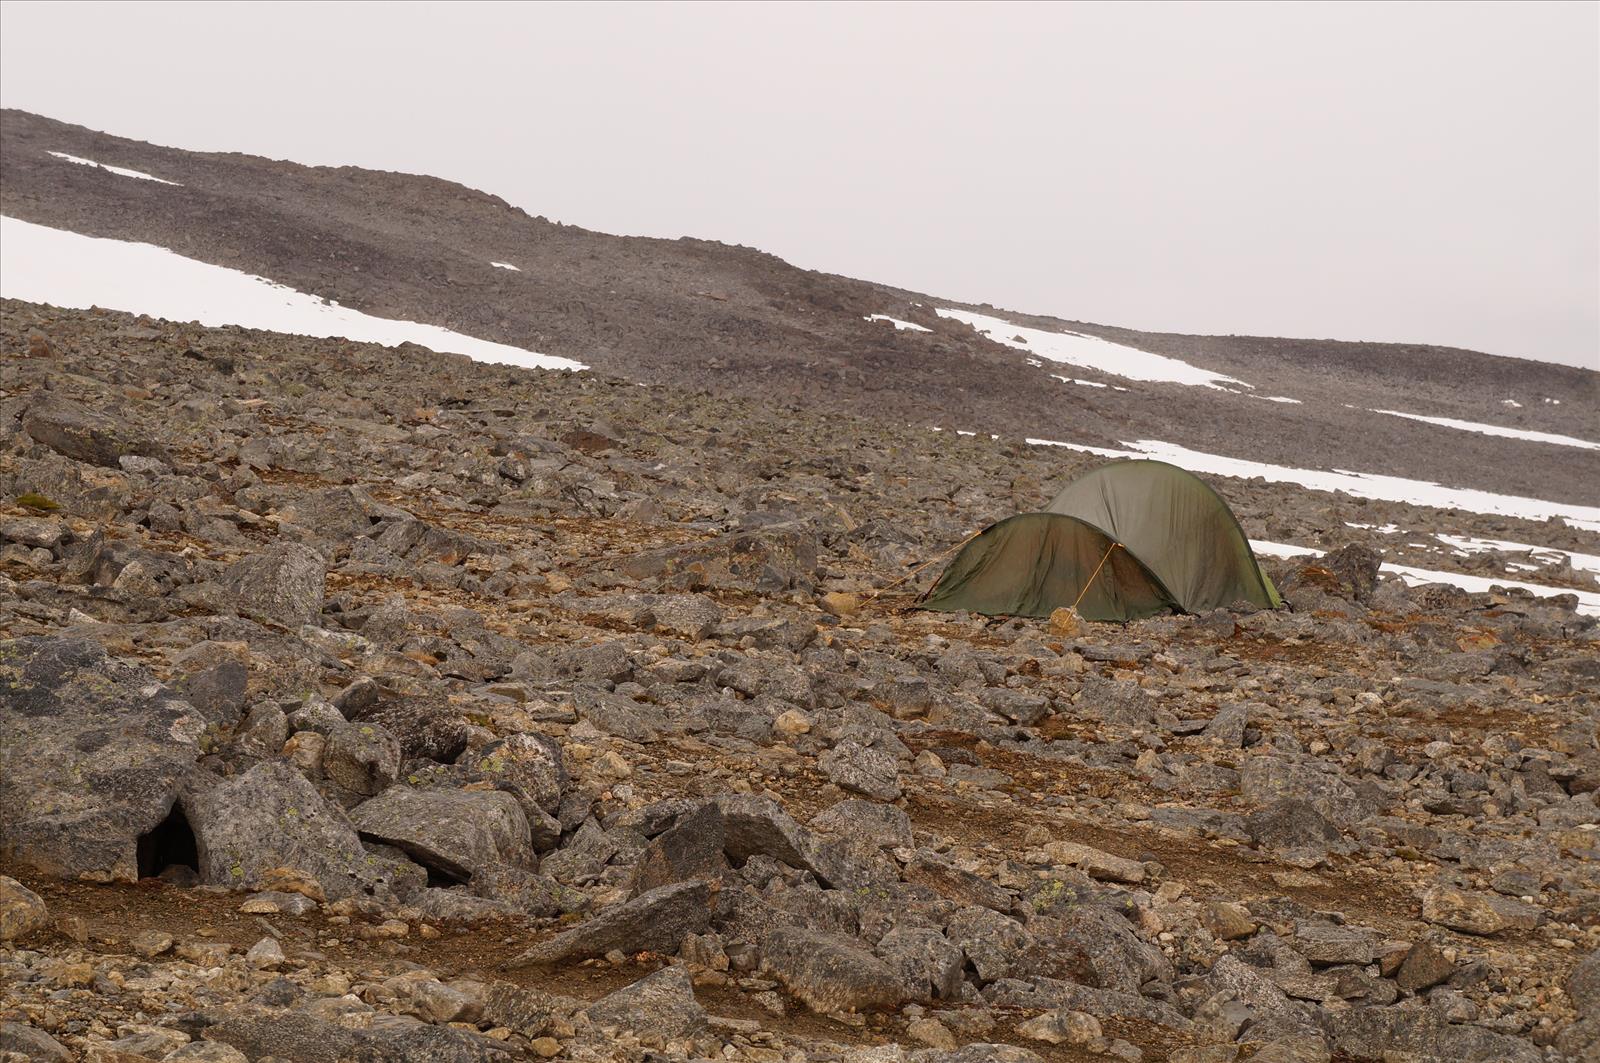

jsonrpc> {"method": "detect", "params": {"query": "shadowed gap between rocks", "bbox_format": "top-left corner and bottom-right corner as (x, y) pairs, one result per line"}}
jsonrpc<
(136, 802), (198, 881)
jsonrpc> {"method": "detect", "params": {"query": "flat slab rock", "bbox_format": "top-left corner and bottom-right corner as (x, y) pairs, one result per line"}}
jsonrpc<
(760, 926), (911, 1013)
(349, 785), (532, 880)
(504, 880), (712, 968)
(0, 637), (204, 881)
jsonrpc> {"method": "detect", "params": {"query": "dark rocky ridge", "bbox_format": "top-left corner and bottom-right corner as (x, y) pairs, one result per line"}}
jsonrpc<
(0, 302), (1596, 1062)
(2, 108), (1596, 506)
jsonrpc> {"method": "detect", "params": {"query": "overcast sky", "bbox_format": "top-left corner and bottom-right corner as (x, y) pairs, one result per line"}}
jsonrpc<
(2, 1), (1596, 368)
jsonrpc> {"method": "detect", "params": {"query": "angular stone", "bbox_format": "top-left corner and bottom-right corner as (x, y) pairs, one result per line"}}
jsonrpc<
(1041, 840), (1145, 884)
(1245, 798), (1343, 852)
(874, 926), (965, 1000)
(650, 594), (724, 639)
(0, 637), (203, 881)
(1396, 940), (1455, 993)
(217, 543), (325, 628)
(818, 739), (902, 800)
(760, 927), (911, 1013)
(1568, 950), (1600, 1019)
(479, 982), (583, 1038)
(350, 786), (531, 881)
(583, 964), (706, 1038)
(811, 800), (914, 850)
(504, 880), (712, 968)
(1420, 885), (1542, 935)
(630, 802), (729, 896)
(0, 1022), (70, 1062)
(1293, 923), (1377, 966)
(1015, 1008), (1102, 1047)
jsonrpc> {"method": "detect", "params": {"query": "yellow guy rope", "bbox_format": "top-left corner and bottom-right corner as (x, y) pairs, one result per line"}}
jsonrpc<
(1070, 541), (1121, 611)
(865, 528), (984, 603)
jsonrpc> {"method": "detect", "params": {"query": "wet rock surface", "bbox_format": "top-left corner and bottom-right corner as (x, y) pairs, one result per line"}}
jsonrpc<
(0, 303), (1597, 1060)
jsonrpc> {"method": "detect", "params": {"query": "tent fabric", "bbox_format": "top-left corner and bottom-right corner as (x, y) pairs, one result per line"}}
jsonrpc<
(1045, 459), (1282, 612)
(919, 512), (1181, 622)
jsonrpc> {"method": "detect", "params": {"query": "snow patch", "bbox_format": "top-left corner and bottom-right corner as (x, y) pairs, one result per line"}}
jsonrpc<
(1249, 540), (1600, 616)
(1255, 395), (1302, 405)
(1371, 408), (1599, 452)
(865, 314), (931, 332)
(1501, 399), (1522, 408)
(0, 217), (584, 372)
(490, 261), (521, 271)
(1024, 436), (1600, 532)
(49, 151), (181, 186)
(937, 307), (1249, 390)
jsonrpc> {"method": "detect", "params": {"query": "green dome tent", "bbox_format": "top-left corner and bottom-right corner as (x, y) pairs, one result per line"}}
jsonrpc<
(919, 460), (1281, 622)
(919, 512), (1181, 621)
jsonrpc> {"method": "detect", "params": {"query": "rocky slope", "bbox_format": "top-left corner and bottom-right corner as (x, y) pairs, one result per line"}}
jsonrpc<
(1, 301), (1598, 1062)
(2, 108), (1597, 506)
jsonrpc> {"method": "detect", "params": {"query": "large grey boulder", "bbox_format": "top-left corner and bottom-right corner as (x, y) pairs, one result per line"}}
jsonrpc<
(630, 802), (730, 895)
(1327, 1004), (1540, 1062)
(0, 1022), (70, 1062)
(217, 543), (325, 627)
(504, 880), (712, 968)
(0, 637), (204, 880)
(22, 396), (154, 467)
(818, 739), (903, 800)
(182, 762), (417, 899)
(349, 786), (531, 881)
(761, 927), (911, 1013)
(582, 964), (706, 1038)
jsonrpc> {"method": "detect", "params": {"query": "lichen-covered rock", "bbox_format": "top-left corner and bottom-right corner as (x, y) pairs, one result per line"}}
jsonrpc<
(217, 543), (326, 627)
(323, 721), (401, 796)
(1419, 885), (1543, 935)
(349, 786), (531, 881)
(761, 927), (911, 1013)
(0, 637), (204, 881)
(181, 762), (418, 900)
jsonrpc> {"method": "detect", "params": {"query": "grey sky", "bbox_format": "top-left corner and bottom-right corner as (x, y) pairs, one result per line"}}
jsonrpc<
(2, 0), (1596, 368)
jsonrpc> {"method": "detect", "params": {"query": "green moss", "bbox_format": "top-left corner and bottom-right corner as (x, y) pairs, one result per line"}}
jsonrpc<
(15, 492), (60, 512)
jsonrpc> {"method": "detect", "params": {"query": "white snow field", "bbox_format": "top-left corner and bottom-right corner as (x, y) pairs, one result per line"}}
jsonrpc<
(1248, 540), (1600, 617)
(1024, 436), (1600, 532)
(0, 217), (585, 371)
(1370, 408), (1600, 452)
(49, 151), (182, 186)
(937, 307), (1250, 390)
(865, 314), (931, 332)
